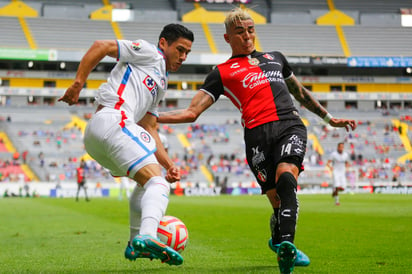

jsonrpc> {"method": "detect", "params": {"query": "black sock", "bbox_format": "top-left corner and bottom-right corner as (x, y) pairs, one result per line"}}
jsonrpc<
(271, 208), (281, 245)
(276, 172), (299, 243)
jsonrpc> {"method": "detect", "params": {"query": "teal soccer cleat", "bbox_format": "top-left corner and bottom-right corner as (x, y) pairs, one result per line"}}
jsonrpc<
(132, 235), (183, 266)
(269, 238), (310, 267)
(277, 241), (297, 274)
(124, 241), (157, 261)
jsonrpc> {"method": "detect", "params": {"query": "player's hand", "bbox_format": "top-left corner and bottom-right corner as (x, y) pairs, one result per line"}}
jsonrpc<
(329, 118), (357, 132)
(166, 165), (181, 183)
(58, 81), (83, 105)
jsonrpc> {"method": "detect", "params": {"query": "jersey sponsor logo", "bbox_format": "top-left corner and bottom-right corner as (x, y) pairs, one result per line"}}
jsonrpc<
(143, 75), (158, 97)
(294, 148), (304, 155)
(263, 53), (274, 60)
(229, 67), (247, 77)
(242, 72), (269, 89)
(140, 132), (151, 143)
(131, 42), (141, 51)
(268, 61), (282, 66)
(230, 62), (240, 69)
(289, 134), (304, 147)
(281, 135), (305, 156)
(241, 70), (284, 89)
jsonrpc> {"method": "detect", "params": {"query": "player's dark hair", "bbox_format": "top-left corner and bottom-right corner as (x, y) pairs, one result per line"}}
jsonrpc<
(159, 23), (194, 45)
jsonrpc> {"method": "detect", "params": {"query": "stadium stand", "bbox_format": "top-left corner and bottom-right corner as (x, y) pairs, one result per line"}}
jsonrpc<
(207, 23), (229, 54)
(1, 102), (411, 188)
(271, 0), (329, 13)
(26, 17), (116, 50)
(342, 26), (412, 57)
(1, 0), (412, 57)
(256, 24), (344, 56)
(333, 0), (412, 14)
(131, 0), (174, 10)
(1, 0), (412, 189)
(270, 0), (327, 25)
(0, 17), (28, 49)
(119, 21), (212, 54)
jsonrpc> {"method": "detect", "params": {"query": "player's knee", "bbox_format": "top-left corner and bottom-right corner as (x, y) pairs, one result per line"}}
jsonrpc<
(276, 172), (297, 198)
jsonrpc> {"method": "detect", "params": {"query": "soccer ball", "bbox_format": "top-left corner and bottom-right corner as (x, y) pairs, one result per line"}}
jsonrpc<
(157, 215), (189, 253)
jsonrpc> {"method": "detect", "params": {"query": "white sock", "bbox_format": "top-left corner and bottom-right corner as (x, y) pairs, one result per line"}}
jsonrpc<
(139, 176), (170, 238)
(129, 184), (145, 243)
(335, 195), (339, 204)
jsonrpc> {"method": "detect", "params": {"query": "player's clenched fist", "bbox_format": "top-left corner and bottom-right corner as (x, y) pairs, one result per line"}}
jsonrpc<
(166, 166), (181, 183)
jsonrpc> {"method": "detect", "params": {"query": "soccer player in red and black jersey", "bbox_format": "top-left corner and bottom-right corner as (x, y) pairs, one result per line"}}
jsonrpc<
(158, 7), (356, 273)
(76, 159), (90, 202)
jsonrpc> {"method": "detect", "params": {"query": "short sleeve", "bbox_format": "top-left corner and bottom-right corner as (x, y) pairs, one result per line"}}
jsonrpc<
(275, 51), (293, 80)
(199, 68), (224, 102)
(117, 39), (158, 65)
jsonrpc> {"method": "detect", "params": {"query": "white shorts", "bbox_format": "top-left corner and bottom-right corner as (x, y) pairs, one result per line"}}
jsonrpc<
(333, 172), (347, 189)
(84, 107), (158, 178)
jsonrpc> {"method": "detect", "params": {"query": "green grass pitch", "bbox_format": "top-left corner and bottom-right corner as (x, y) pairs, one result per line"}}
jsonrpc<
(1, 193), (411, 273)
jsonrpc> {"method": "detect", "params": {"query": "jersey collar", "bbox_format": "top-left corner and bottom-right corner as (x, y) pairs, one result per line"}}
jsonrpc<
(231, 50), (257, 59)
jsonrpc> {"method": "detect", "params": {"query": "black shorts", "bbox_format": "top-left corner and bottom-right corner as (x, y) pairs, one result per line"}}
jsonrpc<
(244, 119), (307, 194)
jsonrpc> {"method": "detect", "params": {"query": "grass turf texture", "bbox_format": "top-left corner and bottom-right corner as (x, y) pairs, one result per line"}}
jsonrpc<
(1, 194), (411, 273)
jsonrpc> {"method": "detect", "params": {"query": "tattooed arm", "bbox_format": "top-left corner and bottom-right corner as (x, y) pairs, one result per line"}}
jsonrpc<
(286, 75), (357, 131)
(158, 90), (214, 123)
(286, 75), (328, 118)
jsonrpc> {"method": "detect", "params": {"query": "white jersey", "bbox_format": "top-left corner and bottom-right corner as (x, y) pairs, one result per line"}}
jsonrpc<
(329, 150), (349, 188)
(95, 39), (168, 123)
(84, 39), (168, 178)
(329, 151), (349, 174)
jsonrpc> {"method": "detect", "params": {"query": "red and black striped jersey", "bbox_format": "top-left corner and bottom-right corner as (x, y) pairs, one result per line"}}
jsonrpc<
(200, 51), (301, 129)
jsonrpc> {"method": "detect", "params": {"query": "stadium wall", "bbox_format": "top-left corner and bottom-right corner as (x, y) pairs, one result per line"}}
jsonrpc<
(1, 70), (412, 93)
(1, 87), (412, 111)
(1, 181), (411, 198)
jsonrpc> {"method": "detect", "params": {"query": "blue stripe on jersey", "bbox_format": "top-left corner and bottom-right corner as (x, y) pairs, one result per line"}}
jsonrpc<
(157, 47), (165, 58)
(121, 126), (157, 176)
(122, 64), (132, 86)
(115, 65), (132, 112)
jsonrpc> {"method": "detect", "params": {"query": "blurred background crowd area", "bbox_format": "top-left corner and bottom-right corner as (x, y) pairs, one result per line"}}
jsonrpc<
(1, 0), (412, 190)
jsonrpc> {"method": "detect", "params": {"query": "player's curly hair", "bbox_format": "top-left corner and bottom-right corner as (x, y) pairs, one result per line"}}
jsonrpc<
(224, 7), (253, 33)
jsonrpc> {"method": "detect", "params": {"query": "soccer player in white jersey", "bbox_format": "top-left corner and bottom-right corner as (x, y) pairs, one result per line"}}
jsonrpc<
(59, 24), (193, 265)
(118, 176), (131, 200)
(327, 142), (350, 205)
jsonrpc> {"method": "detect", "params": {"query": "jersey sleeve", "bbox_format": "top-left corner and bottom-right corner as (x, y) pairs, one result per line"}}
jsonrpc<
(146, 97), (161, 118)
(199, 68), (224, 102)
(274, 51), (293, 80)
(117, 39), (158, 65)
(147, 84), (168, 118)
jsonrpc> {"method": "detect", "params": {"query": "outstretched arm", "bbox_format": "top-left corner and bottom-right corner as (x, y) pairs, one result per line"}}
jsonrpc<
(158, 90), (214, 123)
(286, 75), (357, 131)
(58, 40), (118, 105)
